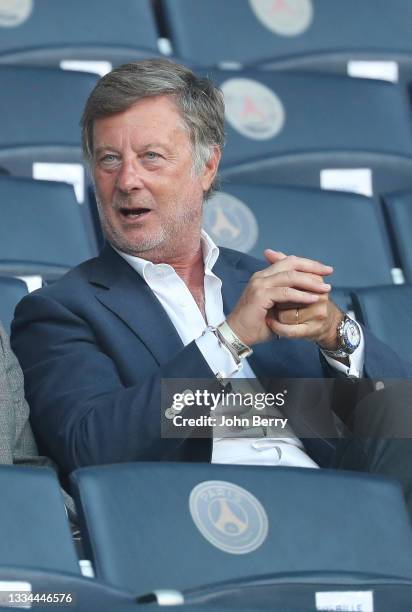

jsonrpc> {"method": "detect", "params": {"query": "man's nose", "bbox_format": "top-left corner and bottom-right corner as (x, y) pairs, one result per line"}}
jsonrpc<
(116, 158), (144, 193)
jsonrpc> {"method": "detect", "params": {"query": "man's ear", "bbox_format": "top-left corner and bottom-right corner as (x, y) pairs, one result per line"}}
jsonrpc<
(201, 146), (221, 192)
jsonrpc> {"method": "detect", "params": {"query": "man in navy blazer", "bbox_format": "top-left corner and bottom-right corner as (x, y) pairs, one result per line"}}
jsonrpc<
(11, 60), (412, 488)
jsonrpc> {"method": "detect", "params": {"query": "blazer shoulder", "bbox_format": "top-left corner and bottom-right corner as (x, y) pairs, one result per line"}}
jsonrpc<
(24, 256), (99, 303)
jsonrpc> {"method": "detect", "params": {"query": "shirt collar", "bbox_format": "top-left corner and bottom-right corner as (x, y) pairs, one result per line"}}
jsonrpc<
(112, 230), (220, 281)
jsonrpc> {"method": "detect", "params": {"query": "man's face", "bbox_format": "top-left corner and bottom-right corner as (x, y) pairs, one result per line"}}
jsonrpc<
(92, 95), (219, 261)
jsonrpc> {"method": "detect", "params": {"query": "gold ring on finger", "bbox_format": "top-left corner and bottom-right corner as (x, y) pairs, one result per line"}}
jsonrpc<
(295, 308), (299, 325)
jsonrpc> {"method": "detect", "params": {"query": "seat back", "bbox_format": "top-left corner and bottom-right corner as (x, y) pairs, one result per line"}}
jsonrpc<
(71, 462), (412, 594)
(0, 66), (96, 151)
(382, 191), (412, 282)
(0, 65), (99, 242)
(205, 183), (394, 287)
(0, 277), (28, 334)
(206, 70), (412, 170)
(352, 285), (412, 364)
(0, 0), (160, 67)
(0, 466), (79, 574)
(162, 0), (412, 71)
(0, 176), (96, 276)
(214, 70), (412, 199)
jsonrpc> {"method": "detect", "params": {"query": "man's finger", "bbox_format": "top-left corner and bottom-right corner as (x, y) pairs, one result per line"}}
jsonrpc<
(273, 270), (331, 293)
(260, 254), (333, 278)
(277, 301), (327, 326)
(267, 318), (310, 339)
(267, 287), (321, 306)
(264, 249), (287, 264)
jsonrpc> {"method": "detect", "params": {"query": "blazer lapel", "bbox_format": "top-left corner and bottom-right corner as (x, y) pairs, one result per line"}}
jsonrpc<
(89, 244), (184, 366)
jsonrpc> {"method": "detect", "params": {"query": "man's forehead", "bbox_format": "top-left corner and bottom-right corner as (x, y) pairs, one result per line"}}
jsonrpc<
(93, 96), (189, 147)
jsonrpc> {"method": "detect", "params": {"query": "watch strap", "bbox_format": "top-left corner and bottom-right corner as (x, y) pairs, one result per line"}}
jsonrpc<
(207, 320), (253, 367)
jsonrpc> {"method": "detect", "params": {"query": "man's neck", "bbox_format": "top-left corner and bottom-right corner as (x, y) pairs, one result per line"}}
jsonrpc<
(172, 247), (206, 319)
(169, 246), (203, 283)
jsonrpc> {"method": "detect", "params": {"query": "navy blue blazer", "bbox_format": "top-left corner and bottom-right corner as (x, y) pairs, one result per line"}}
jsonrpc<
(11, 245), (411, 476)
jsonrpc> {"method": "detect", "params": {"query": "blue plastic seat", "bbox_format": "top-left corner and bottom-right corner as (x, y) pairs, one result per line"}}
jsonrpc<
(382, 191), (412, 283)
(71, 462), (412, 596)
(209, 70), (412, 199)
(162, 0), (412, 83)
(352, 285), (412, 365)
(0, 176), (96, 280)
(0, 466), (143, 611)
(0, 466), (79, 573)
(205, 183), (394, 288)
(207, 70), (412, 165)
(0, 66), (99, 246)
(0, 277), (28, 334)
(0, 0), (160, 68)
(0, 66), (96, 169)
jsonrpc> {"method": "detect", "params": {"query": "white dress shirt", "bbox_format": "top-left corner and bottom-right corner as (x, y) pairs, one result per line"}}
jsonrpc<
(115, 231), (364, 469)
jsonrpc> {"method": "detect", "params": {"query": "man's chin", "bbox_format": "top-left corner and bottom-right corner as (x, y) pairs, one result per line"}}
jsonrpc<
(107, 232), (165, 258)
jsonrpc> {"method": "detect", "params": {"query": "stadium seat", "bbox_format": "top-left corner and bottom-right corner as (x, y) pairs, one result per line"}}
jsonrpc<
(162, 0), (412, 84)
(0, 0), (161, 72)
(351, 285), (412, 365)
(0, 466), (79, 573)
(0, 176), (96, 280)
(205, 70), (412, 198)
(0, 277), (28, 334)
(71, 462), (412, 597)
(0, 66), (96, 159)
(200, 68), (412, 205)
(0, 66), (99, 245)
(382, 191), (412, 282)
(204, 183), (394, 287)
(0, 466), (145, 611)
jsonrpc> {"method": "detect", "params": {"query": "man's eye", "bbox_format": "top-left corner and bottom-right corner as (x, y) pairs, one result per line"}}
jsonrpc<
(100, 154), (118, 163)
(145, 152), (160, 160)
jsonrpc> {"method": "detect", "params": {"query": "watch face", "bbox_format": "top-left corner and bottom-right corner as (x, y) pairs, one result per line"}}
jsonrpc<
(343, 318), (361, 351)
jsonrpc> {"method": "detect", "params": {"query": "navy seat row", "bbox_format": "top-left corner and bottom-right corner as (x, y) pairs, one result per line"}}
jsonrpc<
(1, 0), (412, 90)
(162, 0), (412, 85)
(1, 174), (411, 295)
(0, 0), (162, 69)
(1, 462), (412, 610)
(2, 66), (412, 185)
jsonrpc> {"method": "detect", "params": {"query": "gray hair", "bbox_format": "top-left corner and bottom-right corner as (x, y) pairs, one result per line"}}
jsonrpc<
(81, 58), (225, 198)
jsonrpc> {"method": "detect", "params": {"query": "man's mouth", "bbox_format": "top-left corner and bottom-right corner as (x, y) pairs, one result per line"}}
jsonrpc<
(119, 207), (151, 219)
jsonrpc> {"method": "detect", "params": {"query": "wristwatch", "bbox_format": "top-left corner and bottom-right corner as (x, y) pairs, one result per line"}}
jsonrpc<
(321, 314), (361, 359)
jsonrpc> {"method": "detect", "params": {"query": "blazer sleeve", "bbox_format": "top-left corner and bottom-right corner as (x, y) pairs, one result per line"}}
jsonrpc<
(11, 292), (220, 475)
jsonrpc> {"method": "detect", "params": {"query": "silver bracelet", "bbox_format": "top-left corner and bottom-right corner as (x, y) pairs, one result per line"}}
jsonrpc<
(207, 320), (253, 364)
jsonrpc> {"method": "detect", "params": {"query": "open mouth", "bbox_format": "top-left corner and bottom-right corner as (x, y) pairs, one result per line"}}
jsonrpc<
(119, 207), (151, 219)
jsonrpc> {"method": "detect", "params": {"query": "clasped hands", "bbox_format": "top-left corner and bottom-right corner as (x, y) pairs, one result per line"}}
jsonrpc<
(227, 249), (343, 351)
